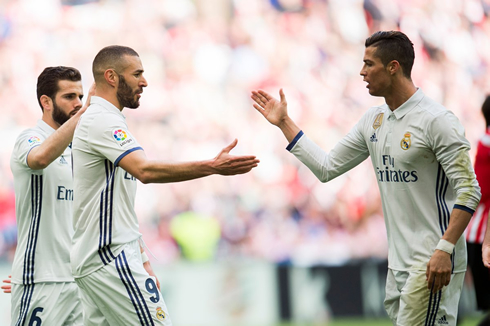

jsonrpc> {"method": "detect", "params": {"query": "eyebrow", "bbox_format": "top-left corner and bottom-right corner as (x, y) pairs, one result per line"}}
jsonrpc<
(133, 69), (144, 74)
(60, 92), (83, 98)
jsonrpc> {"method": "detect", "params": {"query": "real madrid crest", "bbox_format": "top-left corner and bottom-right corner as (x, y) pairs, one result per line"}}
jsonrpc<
(156, 307), (166, 320)
(400, 132), (411, 150)
(372, 113), (384, 130)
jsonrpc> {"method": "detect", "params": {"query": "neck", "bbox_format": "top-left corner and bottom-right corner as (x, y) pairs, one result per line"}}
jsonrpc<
(384, 79), (417, 111)
(41, 114), (61, 130)
(94, 88), (123, 111)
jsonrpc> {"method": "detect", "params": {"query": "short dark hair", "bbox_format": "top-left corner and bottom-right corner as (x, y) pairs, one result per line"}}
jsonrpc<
(36, 66), (82, 111)
(482, 95), (490, 128)
(92, 45), (139, 82)
(365, 31), (415, 79)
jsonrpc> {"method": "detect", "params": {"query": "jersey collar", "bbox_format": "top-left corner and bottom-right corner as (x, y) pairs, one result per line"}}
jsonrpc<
(392, 88), (424, 120)
(37, 119), (55, 136)
(90, 96), (125, 117)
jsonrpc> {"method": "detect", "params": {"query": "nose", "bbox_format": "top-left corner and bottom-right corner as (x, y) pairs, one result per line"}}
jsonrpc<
(360, 67), (366, 77)
(75, 97), (83, 109)
(140, 75), (148, 88)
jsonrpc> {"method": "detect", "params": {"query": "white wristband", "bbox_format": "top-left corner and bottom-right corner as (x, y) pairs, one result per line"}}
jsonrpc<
(141, 252), (149, 264)
(435, 239), (454, 255)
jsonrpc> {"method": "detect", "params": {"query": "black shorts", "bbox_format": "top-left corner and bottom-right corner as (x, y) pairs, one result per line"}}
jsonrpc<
(467, 242), (490, 310)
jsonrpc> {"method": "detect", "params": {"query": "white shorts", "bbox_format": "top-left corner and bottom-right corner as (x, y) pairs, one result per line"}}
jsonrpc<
(75, 240), (172, 326)
(11, 281), (83, 326)
(384, 269), (464, 326)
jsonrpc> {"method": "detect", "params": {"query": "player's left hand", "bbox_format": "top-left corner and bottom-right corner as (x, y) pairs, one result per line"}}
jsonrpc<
(1, 275), (11, 294)
(426, 250), (452, 292)
(76, 82), (96, 116)
(211, 139), (260, 175)
(143, 261), (161, 291)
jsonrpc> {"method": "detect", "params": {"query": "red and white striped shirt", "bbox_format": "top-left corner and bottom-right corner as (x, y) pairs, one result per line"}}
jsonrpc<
(466, 128), (490, 244)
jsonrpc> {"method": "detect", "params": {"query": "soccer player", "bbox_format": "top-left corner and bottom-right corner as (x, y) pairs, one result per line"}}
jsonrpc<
(251, 31), (481, 326)
(71, 45), (259, 325)
(10, 66), (93, 325)
(473, 96), (490, 325)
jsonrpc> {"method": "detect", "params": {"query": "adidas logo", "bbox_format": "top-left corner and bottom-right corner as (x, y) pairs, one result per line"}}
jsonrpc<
(437, 315), (449, 325)
(59, 156), (68, 165)
(370, 133), (378, 142)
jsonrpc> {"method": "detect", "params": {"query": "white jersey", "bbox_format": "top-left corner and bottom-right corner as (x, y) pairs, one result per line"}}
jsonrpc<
(10, 120), (74, 284)
(71, 96), (143, 278)
(288, 88), (481, 272)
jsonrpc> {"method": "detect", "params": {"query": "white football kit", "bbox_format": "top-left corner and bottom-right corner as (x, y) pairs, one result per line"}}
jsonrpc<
(10, 120), (82, 325)
(72, 96), (172, 325)
(287, 89), (481, 325)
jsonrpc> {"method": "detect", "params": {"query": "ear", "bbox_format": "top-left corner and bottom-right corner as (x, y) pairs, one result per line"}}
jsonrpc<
(388, 60), (401, 75)
(39, 95), (52, 111)
(104, 69), (118, 88)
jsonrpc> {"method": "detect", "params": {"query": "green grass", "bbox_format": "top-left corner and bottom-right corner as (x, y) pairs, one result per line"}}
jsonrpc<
(275, 316), (483, 326)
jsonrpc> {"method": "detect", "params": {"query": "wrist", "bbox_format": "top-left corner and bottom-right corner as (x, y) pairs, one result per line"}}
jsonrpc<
(435, 239), (455, 255)
(141, 251), (149, 264)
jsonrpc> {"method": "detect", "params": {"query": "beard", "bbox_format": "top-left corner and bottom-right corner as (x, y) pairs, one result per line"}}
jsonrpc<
(117, 75), (140, 109)
(52, 100), (71, 126)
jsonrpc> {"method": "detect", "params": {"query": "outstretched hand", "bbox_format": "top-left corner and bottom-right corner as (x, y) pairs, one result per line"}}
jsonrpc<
(1, 275), (11, 294)
(251, 89), (288, 127)
(212, 139), (259, 175)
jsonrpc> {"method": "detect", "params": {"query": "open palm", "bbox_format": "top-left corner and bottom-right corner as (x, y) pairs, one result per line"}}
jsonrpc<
(251, 89), (288, 126)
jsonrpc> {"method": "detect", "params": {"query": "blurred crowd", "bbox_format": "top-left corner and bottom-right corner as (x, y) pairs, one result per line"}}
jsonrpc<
(0, 0), (489, 266)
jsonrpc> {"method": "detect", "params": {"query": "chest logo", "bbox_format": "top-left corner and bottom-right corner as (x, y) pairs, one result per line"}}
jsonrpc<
(370, 113), (384, 143)
(400, 132), (411, 150)
(372, 113), (384, 130)
(156, 307), (166, 320)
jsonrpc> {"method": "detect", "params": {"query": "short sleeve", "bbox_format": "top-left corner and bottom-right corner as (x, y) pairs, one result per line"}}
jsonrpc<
(13, 130), (45, 171)
(88, 114), (143, 166)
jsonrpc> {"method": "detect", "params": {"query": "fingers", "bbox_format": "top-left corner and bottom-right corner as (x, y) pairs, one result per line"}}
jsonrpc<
(218, 157), (260, 175)
(2, 275), (11, 294)
(251, 91), (268, 108)
(252, 103), (267, 116)
(483, 247), (490, 268)
(222, 139), (238, 153)
(279, 88), (286, 103)
(427, 273), (451, 292)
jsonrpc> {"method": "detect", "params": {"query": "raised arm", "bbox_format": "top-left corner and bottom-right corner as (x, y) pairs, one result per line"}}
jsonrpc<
(28, 83), (95, 170)
(251, 89), (301, 143)
(118, 139), (259, 184)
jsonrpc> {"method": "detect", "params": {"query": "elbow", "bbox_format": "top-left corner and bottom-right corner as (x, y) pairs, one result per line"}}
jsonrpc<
(139, 175), (151, 184)
(29, 158), (50, 170)
(134, 169), (152, 184)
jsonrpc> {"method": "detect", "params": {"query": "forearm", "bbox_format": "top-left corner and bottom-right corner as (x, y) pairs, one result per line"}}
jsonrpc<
(28, 112), (82, 169)
(441, 208), (472, 245)
(289, 133), (369, 183)
(137, 160), (215, 184)
(278, 116), (301, 143)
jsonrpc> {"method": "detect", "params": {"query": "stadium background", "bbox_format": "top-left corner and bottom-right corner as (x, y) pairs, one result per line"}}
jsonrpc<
(0, 0), (488, 325)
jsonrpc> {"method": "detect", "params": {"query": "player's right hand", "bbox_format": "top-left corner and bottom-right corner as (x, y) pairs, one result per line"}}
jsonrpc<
(251, 88), (289, 127)
(1, 275), (11, 294)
